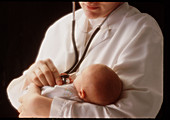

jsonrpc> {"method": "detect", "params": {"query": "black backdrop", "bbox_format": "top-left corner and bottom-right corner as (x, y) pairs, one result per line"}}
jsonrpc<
(0, 1), (166, 118)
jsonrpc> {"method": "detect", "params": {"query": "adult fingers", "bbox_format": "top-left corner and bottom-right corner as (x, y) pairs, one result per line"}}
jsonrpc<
(45, 59), (63, 85)
(27, 59), (62, 86)
(34, 67), (49, 86)
(31, 72), (43, 87)
(25, 63), (43, 87)
(38, 60), (55, 86)
(32, 60), (55, 87)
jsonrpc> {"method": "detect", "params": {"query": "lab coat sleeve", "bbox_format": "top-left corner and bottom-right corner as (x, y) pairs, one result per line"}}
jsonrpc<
(6, 75), (26, 109)
(49, 25), (163, 118)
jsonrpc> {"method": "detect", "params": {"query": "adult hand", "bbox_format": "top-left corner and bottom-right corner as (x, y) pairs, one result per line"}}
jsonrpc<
(24, 59), (63, 87)
(18, 83), (52, 118)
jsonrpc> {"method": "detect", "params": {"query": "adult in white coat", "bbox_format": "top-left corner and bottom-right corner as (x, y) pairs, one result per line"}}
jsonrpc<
(7, 2), (163, 118)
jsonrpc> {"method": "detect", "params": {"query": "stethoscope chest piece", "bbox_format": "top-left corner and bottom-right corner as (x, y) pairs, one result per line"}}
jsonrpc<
(60, 73), (71, 84)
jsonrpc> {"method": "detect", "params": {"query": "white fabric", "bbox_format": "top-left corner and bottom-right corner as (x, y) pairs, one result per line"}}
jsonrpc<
(7, 2), (163, 118)
(41, 84), (81, 102)
(22, 83), (81, 101)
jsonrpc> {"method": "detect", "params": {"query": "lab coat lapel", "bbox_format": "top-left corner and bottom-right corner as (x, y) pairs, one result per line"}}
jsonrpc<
(88, 25), (112, 52)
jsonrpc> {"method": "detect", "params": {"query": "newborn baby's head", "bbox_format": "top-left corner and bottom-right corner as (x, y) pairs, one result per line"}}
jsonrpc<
(73, 64), (122, 105)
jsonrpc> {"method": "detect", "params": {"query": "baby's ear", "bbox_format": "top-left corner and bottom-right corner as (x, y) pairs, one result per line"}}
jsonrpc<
(78, 88), (86, 99)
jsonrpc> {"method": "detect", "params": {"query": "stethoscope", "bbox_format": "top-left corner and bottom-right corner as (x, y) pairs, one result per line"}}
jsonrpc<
(61, 2), (112, 84)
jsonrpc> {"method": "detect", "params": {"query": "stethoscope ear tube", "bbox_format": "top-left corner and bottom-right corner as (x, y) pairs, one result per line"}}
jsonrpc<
(64, 2), (78, 74)
(72, 2), (75, 21)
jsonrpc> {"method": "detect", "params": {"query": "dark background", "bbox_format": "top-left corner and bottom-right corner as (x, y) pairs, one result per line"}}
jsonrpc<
(0, 1), (166, 118)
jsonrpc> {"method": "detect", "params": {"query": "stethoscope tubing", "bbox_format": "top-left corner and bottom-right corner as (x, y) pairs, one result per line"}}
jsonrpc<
(64, 2), (78, 74)
(64, 2), (111, 74)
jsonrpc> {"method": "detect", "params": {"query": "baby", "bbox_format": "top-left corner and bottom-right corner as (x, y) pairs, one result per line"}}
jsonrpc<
(41, 64), (122, 106)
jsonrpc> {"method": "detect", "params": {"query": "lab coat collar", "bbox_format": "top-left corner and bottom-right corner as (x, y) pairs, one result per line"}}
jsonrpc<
(103, 2), (129, 30)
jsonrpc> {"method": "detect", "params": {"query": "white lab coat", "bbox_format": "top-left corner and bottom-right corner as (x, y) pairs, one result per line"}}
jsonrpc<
(7, 2), (163, 118)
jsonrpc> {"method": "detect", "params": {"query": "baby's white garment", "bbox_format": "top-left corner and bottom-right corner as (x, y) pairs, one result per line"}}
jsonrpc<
(41, 84), (82, 102)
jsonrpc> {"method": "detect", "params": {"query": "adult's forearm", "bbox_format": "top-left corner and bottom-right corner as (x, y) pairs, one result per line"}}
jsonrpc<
(33, 94), (53, 118)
